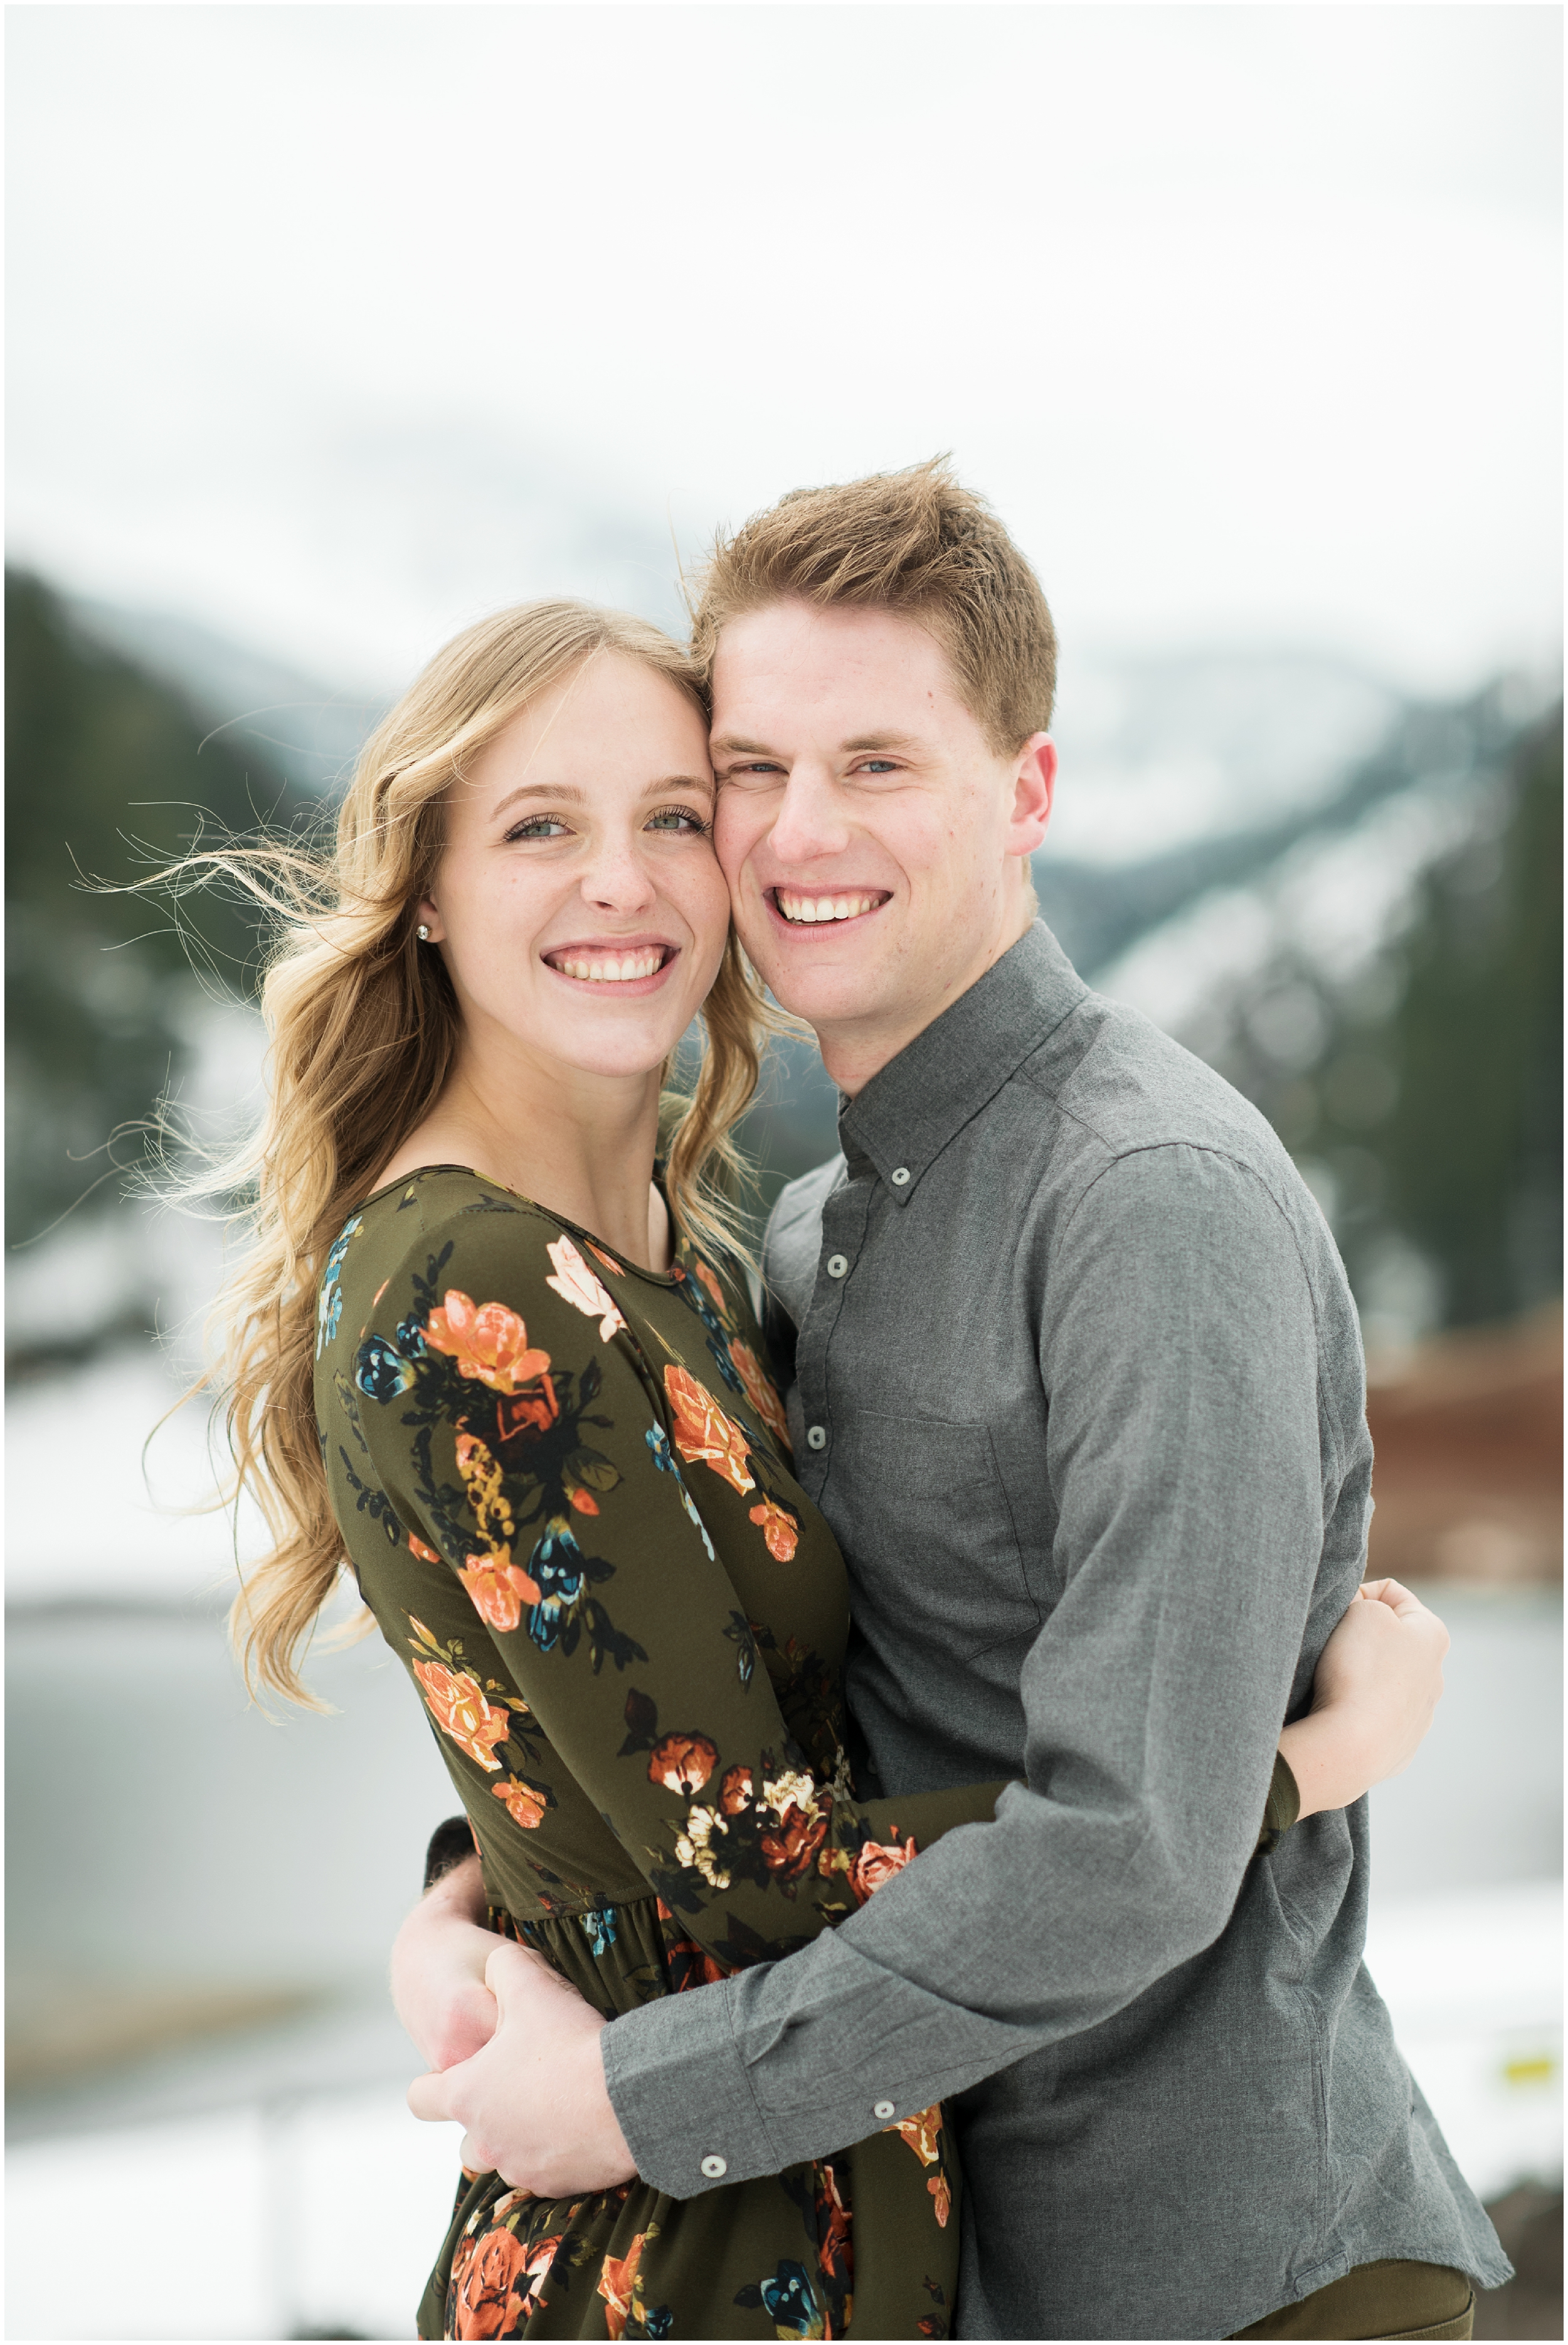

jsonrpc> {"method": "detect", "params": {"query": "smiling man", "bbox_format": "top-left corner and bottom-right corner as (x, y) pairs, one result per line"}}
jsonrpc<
(401, 464), (1506, 2339)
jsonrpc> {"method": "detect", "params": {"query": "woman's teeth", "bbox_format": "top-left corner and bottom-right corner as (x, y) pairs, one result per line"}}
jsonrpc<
(775, 891), (882, 924)
(553, 949), (666, 983)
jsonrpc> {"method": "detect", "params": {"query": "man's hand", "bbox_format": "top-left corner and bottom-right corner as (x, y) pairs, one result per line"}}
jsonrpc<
(1281, 1577), (1450, 1819)
(391, 1854), (507, 2072)
(406, 1939), (638, 2196)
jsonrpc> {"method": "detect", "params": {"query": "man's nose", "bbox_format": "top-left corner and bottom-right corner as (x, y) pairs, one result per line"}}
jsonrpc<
(765, 768), (852, 866)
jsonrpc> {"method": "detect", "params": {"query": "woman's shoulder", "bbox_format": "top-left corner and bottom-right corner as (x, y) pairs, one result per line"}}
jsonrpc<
(331, 1167), (562, 1277)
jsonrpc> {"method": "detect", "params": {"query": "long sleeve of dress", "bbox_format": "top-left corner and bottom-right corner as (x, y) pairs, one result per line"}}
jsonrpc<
(337, 1191), (999, 1968)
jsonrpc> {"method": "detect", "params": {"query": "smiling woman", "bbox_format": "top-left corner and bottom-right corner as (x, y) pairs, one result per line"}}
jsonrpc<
(151, 595), (1012, 2339)
(154, 600), (770, 1710)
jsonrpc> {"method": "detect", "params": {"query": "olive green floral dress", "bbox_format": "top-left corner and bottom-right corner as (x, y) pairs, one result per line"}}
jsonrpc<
(315, 1167), (1001, 2342)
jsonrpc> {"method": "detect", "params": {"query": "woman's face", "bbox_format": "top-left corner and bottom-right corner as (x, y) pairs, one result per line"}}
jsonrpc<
(420, 654), (729, 1083)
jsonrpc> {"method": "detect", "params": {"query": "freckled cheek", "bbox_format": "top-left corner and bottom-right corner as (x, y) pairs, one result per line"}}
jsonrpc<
(712, 798), (764, 890)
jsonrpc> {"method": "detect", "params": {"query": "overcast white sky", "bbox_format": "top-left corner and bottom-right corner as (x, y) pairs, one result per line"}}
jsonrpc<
(7, 4), (1562, 698)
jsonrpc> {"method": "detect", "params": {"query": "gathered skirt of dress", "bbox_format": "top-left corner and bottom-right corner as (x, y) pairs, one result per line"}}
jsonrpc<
(420, 1898), (958, 2342)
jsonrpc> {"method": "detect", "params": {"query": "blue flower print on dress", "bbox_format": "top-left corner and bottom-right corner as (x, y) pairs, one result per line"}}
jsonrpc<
(354, 1331), (415, 1400)
(527, 1521), (587, 1651)
(578, 1905), (618, 1957)
(315, 1215), (363, 1358)
(672, 1263), (748, 1398)
(734, 2257), (825, 2339)
(645, 1425), (716, 1560)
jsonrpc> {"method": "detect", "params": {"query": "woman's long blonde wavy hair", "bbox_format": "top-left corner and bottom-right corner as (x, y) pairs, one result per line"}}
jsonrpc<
(174, 600), (773, 1706)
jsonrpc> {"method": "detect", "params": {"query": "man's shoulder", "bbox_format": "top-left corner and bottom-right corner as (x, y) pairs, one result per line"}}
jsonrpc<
(1027, 986), (1300, 1195)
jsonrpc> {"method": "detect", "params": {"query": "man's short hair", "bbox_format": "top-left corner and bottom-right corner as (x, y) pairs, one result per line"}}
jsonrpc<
(689, 456), (1057, 753)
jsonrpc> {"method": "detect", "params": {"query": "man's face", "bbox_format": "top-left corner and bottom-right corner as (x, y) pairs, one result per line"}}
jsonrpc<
(710, 600), (1054, 1082)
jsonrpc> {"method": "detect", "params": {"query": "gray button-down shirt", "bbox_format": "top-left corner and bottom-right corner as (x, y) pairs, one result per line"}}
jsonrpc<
(603, 922), (1506, 2339)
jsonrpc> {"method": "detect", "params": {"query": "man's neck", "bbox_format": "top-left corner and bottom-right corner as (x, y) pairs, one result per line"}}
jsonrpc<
(816, 896), (1037, 1099)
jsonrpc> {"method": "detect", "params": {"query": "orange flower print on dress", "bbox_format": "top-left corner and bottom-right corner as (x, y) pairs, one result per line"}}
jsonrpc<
(886, 2102), (948, 2226)
(457, 1553), (543, 1633)
(406, 1531), (442, 1564)
(544, 1235), (627, 1342)
(647, 1731), (719, 1797)
(731, 1339), (791, 1447)
(749, 1496), (800, 1562)
(849, 1834), (919, 1904)
(413, 1659), (512, 1771)
(492, 1773), (549, 1829)
(694, 1259), (731, 1322)
(425, 1291), (551, 1395)
(663, 1366), (755, 1494)
(719, 1763), (754, 1815)
(816, 2161), (854, 2294)
(449, 2222), (529, 2338)
(596, 2229), (648, 2341)
(495, 1378), (559, 1440)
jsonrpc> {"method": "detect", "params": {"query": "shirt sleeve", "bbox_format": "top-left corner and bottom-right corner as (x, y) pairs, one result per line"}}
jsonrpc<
(350, 1202), (1000, 1969)
(600, 1144), (1352, 2196)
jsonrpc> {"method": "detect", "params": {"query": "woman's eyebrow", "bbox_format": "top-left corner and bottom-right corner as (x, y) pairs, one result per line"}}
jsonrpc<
(489, 774), (711, 820)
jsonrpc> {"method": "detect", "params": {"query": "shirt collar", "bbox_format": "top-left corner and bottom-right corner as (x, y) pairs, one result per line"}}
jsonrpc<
(837, 921), (1089, 1202)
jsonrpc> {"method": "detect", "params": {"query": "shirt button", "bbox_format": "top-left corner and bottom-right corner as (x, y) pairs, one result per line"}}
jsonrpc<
(700, 2154), (728, 2179)
(873, 2098), (896, 2120)
(889, 1166), (911, 1186)
(805, 1425), (827, 1451)
(826, 1253), (849, 1279)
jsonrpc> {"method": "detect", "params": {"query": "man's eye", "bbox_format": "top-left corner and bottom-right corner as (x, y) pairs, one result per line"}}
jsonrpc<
(646, 807), (709, 836)
(729, 762), (785, 779)
(506, 816), (573, 841)
(856, 760), (898, 775)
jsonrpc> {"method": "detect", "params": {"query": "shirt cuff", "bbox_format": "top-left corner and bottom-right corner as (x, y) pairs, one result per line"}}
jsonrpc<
(602, 1923), (1026, 2195)
(601, 1972), (780, 2197)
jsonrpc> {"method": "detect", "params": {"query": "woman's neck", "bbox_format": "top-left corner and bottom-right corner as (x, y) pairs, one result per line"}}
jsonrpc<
(376, 1040), (670, 1272)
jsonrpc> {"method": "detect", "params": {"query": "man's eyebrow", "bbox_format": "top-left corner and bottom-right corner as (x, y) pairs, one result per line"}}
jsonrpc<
(709, 731), (922, 757)
(489, 775), (711, 819)
(709, 735), (776, 758)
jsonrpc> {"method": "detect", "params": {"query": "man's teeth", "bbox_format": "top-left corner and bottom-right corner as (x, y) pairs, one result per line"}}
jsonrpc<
(775, 892), (882, 924)
(554, 950), (665, 982)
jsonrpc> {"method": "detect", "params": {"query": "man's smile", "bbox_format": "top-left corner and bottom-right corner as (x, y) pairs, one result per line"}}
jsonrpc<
(767, 887), (892, 927)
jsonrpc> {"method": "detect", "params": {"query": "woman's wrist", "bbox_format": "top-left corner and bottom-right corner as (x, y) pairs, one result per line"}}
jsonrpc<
(1278, 1704), (1375, 1822)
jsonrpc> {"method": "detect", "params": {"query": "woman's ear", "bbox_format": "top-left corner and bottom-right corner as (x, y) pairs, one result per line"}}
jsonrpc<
(415, 895), (447, 944)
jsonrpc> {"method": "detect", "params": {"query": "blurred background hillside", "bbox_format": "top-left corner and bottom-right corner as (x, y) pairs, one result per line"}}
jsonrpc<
(6, 6), (1560, 2341)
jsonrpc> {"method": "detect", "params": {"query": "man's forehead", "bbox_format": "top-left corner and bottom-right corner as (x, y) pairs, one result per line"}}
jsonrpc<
(709, 615), (965, 745)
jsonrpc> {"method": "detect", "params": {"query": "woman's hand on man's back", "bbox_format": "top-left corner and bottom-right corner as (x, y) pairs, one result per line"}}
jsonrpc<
(1281, 1577), (1450, 1821)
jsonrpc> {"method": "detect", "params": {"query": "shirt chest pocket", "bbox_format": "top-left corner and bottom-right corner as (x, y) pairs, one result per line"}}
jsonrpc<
(827, 1410), (1040, 1664)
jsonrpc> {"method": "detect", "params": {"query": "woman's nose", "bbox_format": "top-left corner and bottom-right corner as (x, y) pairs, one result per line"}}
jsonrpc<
(580, 832), (657, 912)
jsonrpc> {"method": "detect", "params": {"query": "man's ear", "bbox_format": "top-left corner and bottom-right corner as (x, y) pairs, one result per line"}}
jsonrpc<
(1005, 735), (1055, 858)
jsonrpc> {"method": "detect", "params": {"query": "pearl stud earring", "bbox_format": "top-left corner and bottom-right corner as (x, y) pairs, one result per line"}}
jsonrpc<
(416, 923), (431, 941)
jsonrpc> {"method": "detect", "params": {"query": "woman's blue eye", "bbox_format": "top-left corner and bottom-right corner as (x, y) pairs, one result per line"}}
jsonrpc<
(508, 817), (571, 840)
(646, 808), (708, 834)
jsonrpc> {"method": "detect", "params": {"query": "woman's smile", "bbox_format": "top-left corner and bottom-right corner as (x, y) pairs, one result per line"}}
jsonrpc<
(542, 937), (680, 992)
